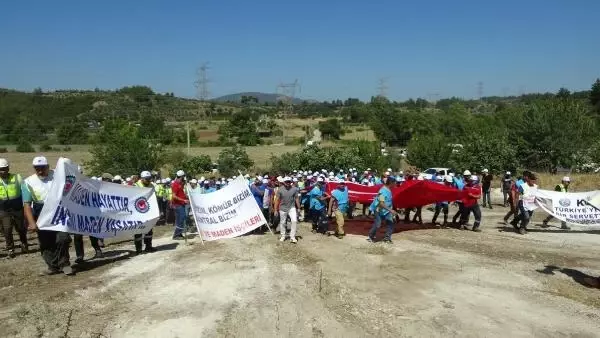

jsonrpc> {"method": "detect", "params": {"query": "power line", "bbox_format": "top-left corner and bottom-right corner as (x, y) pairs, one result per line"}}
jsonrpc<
(276, 79), (300, 145)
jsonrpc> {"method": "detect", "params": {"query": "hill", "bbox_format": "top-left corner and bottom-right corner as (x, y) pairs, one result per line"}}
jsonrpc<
(214, 92), (310, 104)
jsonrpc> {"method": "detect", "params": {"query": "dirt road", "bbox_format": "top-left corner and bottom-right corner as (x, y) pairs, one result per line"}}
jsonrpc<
(1, 207), (599, 338)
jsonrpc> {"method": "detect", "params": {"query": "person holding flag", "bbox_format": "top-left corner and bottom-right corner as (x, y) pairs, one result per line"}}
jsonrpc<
(367, 177), (398, 244)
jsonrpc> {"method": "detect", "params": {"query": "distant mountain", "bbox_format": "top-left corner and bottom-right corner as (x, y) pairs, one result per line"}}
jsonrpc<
(213, 92), (312, 104)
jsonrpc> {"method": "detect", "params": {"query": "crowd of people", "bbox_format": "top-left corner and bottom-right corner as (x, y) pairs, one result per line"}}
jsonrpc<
(1, 157), (592, 286)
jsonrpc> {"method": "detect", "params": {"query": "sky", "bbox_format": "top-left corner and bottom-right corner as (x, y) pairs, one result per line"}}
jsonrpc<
(1, 0), (599, 101)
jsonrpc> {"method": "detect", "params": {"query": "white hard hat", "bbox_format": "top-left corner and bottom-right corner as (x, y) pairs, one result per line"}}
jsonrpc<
(204, 180), (210, 184)
(482, 169), (489, 173)
(307, 175), (313, 179)
(562, 176), (571, 182)
(200, 176), (205, 181)
(292, 178), (298, 182)
(449, 173), (455, 177)
(367, 168), (371, 171)
(362, 178), (368, 183)
(113, 175), (122, 181)
(176, 170), (185, 177)
(316, 177), (324, 182)
(126, 177), (132, 182)
(385, 171), (390, 175)
(387, 168), (392, 172)
(445, 175), (453, 183)
(470, 175), (479, 181)
(328, 175), (335, 180)
(303, 171), (308, 175)
(190, 179), (198, 184)
(165, 177), (171, 183)
(32, 156), (48, 166)
(399, 171), (403, 175)
(329, 171), (334, 176)
(463, 170), (472, 176)
(216, 181), (222, 185)
(364, 171), (369, 174)
(261, 178), (268, 184)
(140, 171), (152, 179)
(283, 176), (292, 182)
(264, 175), (269, 179)
(293, 170), (298, 173)
(227, 178), (232, 182)
(244, 174), (250, 178)
(506, 171), (511, 175)
(232, 176), (237, 179)
(91, 176), (97, 180)
(277, 176), (284, 183)
(0, 158), (8, 168)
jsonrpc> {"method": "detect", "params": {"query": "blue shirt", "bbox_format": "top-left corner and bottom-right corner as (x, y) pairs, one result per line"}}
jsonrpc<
(309, 186), (325, 211)
(251, 184), (265, 206)
(453, 177), (465, 191)
(331, 187), (349, 213)
(205, 186), (217, 193)
(369, 186), (393, 219)
(516, 179), (525, 194)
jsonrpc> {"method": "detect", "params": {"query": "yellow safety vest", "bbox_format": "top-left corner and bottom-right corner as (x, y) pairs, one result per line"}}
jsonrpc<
(557, 184), (567, 193)
(0, 174), (22, 200)
(135, 181), (156, 189)
(166, 187), (173, 201)
(155, 184), (164, 198)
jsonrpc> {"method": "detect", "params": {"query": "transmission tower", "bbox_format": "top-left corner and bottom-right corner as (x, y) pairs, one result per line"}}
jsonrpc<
(377, 77), (389, 98)
(194, 62), (211, 102)
(477, 81), (484, 100)
(276, 79), (301, 144)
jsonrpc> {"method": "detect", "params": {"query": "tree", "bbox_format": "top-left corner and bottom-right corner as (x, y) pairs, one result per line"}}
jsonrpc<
(406, 133), (453, 170)
(218, 108), (261, 146)
(590, 78), (600, 112)
(217, 146), (254, 177)
(317, 118), (344, 140)
(556, 87), (571, 99)
(87, 119), (163, 175)
(176, 155), (213, 177)
(56, 121), (89, 144)
(450, 127), (518, 173)
(117, 86), (155, 104)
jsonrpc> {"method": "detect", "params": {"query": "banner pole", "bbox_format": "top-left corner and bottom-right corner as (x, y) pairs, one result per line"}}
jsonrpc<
(187, 186), (205, 246)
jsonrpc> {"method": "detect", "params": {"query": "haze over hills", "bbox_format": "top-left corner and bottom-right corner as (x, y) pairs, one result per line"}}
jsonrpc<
(213, 92), (312, 104)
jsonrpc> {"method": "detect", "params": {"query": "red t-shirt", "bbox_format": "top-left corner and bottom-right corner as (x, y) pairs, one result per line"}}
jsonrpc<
(170, 180), (188, 206)
(462, 185), (481, 207)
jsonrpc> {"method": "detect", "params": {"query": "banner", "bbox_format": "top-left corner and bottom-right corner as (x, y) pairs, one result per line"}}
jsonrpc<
(189, 176), (266, 241)
(37, 158), (159, 238)
(326, 180), (467, 208)
(535, 189), (600, 225)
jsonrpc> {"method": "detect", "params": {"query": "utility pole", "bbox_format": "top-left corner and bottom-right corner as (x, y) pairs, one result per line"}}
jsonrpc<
(276, 79), (300, 145)
(192, 62), (211, 154)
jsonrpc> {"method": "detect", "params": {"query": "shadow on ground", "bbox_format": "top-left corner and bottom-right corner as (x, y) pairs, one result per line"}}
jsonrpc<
(537, 265), (600, 289)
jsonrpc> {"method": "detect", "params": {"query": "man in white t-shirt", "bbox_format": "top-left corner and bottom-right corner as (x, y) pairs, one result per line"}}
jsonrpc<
(516, 172), (538, 235)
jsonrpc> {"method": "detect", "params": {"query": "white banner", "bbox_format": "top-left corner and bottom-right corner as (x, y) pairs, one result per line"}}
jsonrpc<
(535, 189), (600, 226)
(189, 176), (266, 241)
(37, 158), (159, 238)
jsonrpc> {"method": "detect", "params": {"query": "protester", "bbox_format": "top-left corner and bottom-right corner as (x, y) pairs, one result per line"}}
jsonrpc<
(502, 171), (513, 207)
(275, 177), (301, 243)
(542, 176), (571, 230)
(367, 176), (398, 243)
(328, 179), (349, 239)
(432, 175), (453, 227)
(460, 175), (483, 232)
(24, 156), (74, 276)
(481, 169), (493, 209)
(310, 177), (330, 234)
(513, 172), (538, 235)
(0, 158), (29, 258)
(134, 171), (157, 252)
(171, 170), (189, 240)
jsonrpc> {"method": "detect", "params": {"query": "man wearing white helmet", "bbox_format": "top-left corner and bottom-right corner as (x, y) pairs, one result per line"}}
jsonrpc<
(328, 179), (349, 239)
(171, 170), (189, 240)
(459, 175), (483, 232)
(24, 156), (74, 275)
(309, 177), (330, 234)
(542, 176), (571, 230)
(0, 158), (29, 258)
(134, 171), (157, 253)
(275, 177), (301, 243)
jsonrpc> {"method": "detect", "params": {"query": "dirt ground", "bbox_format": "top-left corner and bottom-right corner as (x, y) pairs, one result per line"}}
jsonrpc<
(1, 202), (600, 338)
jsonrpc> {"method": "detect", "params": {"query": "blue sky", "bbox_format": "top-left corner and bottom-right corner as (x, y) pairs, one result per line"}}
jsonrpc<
(1, 0), (598, 101)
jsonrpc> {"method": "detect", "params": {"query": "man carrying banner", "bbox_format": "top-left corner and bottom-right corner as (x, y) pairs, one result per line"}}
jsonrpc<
(24, 156), (74, 276)
(432, 175), (453, 227)
(367, 176), (398, 244)
(541, 176), (571, 230)
(328, 178), (349, 239)
(275, 177), (301, 243)
(134, 171), (157, 253)
(0, 158), (29, 258)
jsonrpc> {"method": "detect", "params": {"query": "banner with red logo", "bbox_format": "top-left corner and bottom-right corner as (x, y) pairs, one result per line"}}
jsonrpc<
(326, 180), (467, 208)
(37, 157), (159, 238)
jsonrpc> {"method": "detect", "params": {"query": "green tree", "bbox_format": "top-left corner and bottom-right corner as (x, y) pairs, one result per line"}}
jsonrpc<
(556, 87), (571, 99)
(590, 78), (600, 112)
(318, 118), (344, 140)
(176, 155), (213, 177)
(450, 127), (518, 173)
(406, 133), (453, 170)
(117, 86), (155, 104)
(217, 146), (254, 177)
(218, 108), (261, 146)
(56, 121), (89, 144)
(87, 119), (163, 175)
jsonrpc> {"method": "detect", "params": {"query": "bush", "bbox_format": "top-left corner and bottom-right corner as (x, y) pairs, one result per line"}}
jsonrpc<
(16, 141), (35, 153)
(63, 146), (72, 152)
(318, 118), (344, 140)
(0, 147), (7, 153)
(39, 141), (54, 151)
